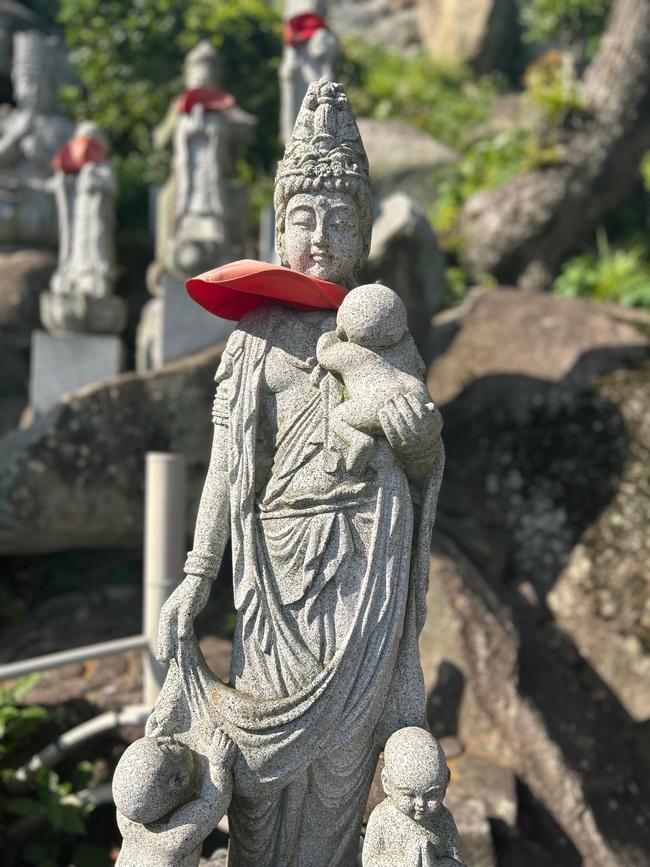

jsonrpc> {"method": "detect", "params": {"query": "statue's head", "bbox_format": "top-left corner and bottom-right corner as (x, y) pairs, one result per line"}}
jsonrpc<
(184, 39), (221, 90)
(112, 736), (195, 824)
(274, 79), (372, 288)
(381, 727), (449, 823)
(284, 0), (328, 19)
(75, 120), (110, 154)
(12, 30), (59, 112)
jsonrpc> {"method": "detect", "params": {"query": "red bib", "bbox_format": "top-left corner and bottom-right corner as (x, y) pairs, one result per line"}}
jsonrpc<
(176, 86), (236, 114)
(53, 137), (107, 174)
(186, 259), (347, 321)
(283, 13), (327, 45)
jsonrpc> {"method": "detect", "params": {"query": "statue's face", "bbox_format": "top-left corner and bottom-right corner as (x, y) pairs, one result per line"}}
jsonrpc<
(282, 191), (362, 285)
(185, 62), (217, 90)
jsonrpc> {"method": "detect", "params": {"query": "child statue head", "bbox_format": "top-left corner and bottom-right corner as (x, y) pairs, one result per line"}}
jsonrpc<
(274, 79), (372, 287)
(113, 735), (195, 824)
(381, 727), (450, 824)
(336, 284), (407, 348)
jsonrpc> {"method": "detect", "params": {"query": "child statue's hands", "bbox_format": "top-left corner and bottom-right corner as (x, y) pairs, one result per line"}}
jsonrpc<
(209, 728), (237, 771)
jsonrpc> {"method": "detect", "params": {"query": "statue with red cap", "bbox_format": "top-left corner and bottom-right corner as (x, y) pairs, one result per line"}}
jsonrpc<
(279, 0), (338, 145)
(117, 79), (447, 867)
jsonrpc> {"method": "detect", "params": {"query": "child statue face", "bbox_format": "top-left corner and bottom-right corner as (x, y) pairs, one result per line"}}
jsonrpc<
(381, 736), (449, 824)
(385, 770), (446, 822)
(282, 191), (362, 285)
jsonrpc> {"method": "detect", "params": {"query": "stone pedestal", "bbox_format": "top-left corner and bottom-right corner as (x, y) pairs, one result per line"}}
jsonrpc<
(29, 330), (124, 414)
(136, 275), (234, 372)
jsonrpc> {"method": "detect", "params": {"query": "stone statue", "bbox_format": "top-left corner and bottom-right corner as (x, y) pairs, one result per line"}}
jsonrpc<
(118, 79), (446, 866)
(0, 30), (73, 249)
(114, 713), (236, 867)
(314, 282), (435, 474)
(279, 0), (338, 145)
(39, 120), (126, 336)
(149, 40), (256, 287)
(363, 728), (465, 867)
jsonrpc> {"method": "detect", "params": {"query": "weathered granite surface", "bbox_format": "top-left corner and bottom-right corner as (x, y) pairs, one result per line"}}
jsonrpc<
(140, 79), (445, 867)
(363, 727), (465, 866)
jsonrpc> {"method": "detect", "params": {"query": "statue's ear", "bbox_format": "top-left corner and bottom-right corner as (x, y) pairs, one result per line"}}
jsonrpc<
(380, 767), (390, 796)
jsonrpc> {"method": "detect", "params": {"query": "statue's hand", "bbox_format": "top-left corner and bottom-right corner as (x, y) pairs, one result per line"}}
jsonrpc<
(378, 392), (442, 459)
(156, 574), (212, 662)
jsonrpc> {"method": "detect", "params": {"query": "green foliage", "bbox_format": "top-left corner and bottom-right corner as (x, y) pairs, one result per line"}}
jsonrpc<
(339, 39), (502, 150)
(0, 676), (49, 760)
(554, 236), (650, 308)
(432, 129), (560, 237)
(0, 680), (102, 865)
(641, 152), (650, 193)
(519, 0), (611, 47)
(523, 49), (585, 122)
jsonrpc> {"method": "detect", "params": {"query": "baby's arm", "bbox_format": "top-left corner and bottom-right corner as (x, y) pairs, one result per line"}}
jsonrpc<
(147, 731), (236, 856)
(316, 330), (372, 375)
(430, 809), (464, 866)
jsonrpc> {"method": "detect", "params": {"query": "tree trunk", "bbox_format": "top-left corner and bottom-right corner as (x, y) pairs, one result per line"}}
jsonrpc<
(459, 0), (650, 290)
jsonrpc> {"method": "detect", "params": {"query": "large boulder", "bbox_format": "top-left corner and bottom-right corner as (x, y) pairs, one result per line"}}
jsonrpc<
(416, 0), (518, 73)
(0, 344), (222, 555)
(421, 288), (650, 864)
(0, 249), (56, 345)
(329, 0), (421, 49)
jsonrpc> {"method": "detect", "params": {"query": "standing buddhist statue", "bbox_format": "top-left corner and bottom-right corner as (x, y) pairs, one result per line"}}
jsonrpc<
(149, 40), (256, 287)
(115, 80), (453, 867)
(0, 30), (73, 249)
(40, 120), (126, 336)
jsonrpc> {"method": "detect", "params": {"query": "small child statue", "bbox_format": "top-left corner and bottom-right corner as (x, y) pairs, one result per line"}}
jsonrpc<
(314, 283), (436, 474)
(363, 727), (465, 867)
(113, 727), (235, 867)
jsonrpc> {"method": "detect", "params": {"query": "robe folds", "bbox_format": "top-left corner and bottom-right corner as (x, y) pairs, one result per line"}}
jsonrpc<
(173, 307), (444, 866)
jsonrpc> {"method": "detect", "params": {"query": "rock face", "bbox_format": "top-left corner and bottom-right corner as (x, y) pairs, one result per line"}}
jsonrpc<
(416, 0), (518, 73)
(0, 249), (56, 345)
(0, 344), (222, 555)
(362, 193), (448, 358)
(422, 289), (650, 865)
(329, 0), (421, 49)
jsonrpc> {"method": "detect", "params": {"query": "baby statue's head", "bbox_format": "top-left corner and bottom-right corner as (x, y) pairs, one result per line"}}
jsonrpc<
(113, 735), (194, 824)
(381, 727), (450, 824)
(337, 283), (407, 348)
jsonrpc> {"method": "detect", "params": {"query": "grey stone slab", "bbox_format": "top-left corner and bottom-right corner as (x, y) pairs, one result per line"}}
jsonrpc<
(29, 330), (124, 413)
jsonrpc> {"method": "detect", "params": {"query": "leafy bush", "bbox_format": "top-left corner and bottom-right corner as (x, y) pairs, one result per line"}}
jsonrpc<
(339, 39), (502, 151)
(519, 0), (611, 49)
(522, 49), (585, 122)
(0, 677), (107, 867)
(554, 236), (650, 308)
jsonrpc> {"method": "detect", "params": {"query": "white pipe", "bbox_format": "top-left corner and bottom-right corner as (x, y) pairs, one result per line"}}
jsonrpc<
(13, 704), (149, 783)
(0, 635), (148, 682)
(143, 452), (186, 707)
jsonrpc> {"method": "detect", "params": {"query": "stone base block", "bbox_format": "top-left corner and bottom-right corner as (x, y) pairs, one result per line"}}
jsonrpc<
(29, 331), (124, 414)
(136, 276), (234, 372)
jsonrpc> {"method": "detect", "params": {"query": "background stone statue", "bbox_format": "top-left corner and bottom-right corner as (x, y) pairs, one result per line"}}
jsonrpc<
(279, 0), (338, 145)
(133, 79), (445, 867)
(149, 40), (256, 288)
(0, 29), (73, 249)
(40, 120), (126, 336)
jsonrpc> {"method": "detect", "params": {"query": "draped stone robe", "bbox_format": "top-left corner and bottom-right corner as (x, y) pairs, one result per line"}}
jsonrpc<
(170, 305), (444, 867)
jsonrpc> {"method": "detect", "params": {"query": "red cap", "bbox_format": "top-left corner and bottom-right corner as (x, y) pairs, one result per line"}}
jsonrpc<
(176, 86), (236, 114)
(186, 259), (347, 321)
(283, 13), (327, 45)
(53, 137), (107, 174)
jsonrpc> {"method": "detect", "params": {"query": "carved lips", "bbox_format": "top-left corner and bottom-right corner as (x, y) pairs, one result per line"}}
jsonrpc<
(186, 259), (347, 321)
(52, 137), (107, 174)
(176, 86), (236, 114)
(283, 13), (328, 45)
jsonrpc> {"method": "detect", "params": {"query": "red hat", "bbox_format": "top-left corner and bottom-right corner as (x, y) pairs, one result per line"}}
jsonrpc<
(53, 137), (107, 174)
(186, 259), (347, 321)
(283, 13), (327, 45)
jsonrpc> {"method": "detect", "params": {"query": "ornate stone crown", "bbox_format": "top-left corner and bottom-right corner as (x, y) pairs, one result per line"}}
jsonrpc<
(274, 79), (372, 268)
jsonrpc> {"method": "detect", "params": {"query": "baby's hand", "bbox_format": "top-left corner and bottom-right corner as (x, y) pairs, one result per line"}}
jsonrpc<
(209, 728), (236, 770)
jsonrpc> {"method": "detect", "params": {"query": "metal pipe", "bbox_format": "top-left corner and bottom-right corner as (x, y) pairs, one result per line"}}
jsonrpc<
(12, 704), (149, 784)
(0, 635), (148, 682)
(143, 452), (186, 707)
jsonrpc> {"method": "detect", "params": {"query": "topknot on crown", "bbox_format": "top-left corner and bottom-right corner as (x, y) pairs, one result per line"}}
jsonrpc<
(275, 79), (369, 195)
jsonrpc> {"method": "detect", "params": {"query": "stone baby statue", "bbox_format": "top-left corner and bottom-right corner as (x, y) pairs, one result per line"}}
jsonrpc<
(314, 283), (436, 474)
(113, 727), (235, 867)
(363, 727), (464, 867)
